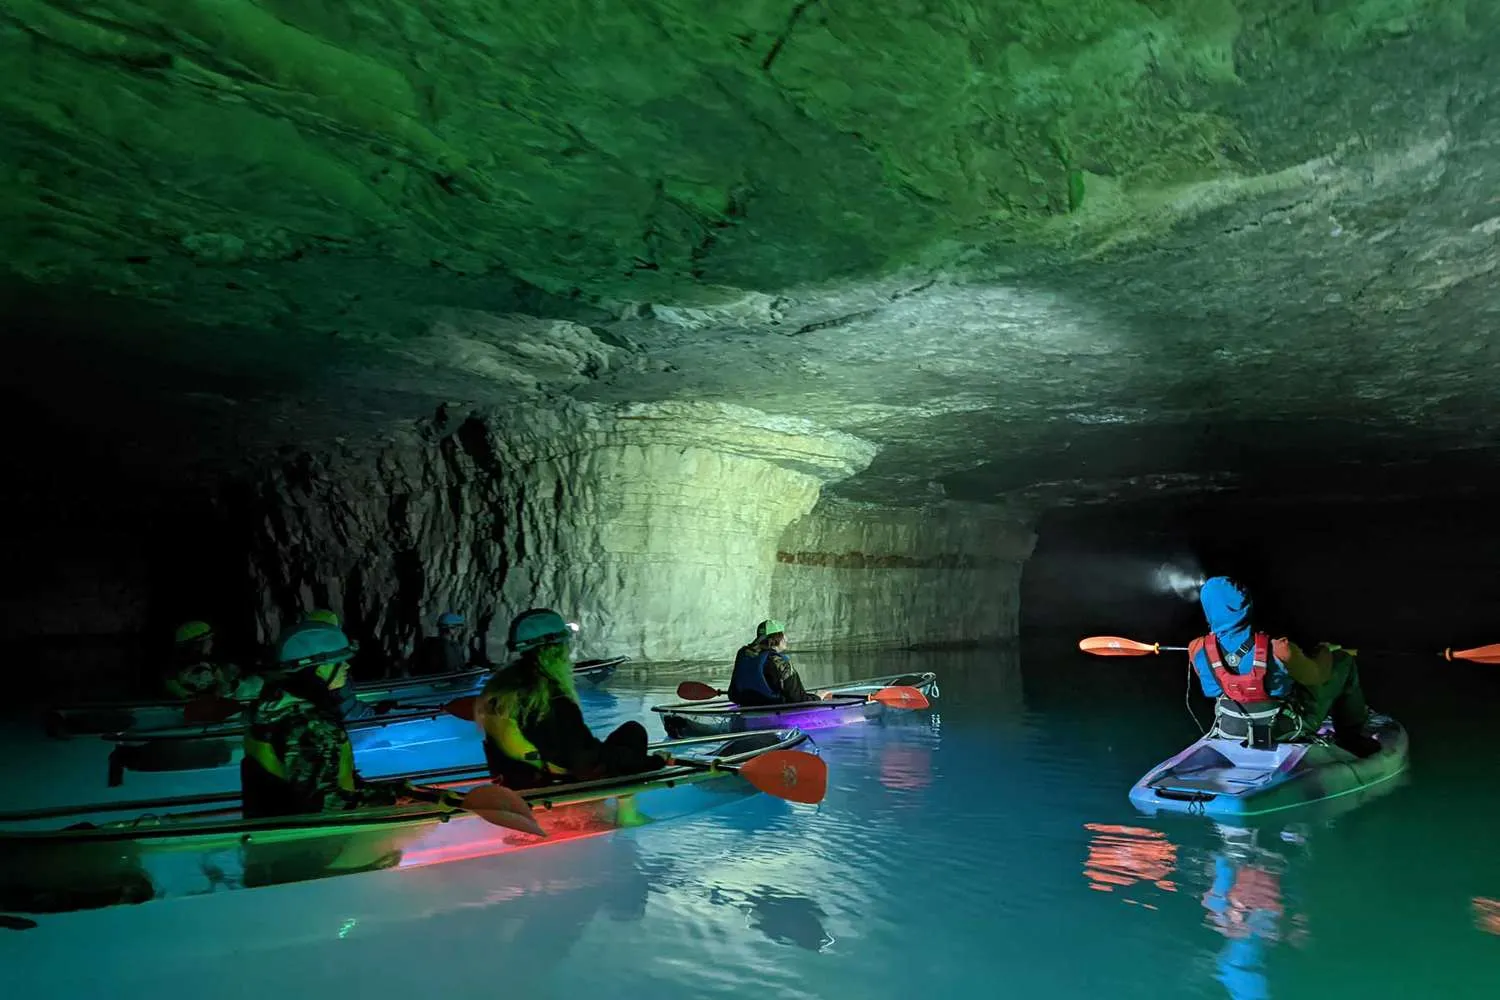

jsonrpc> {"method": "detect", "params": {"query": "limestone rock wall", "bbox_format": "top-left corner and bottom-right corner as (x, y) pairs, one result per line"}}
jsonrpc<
(242, 400), (877, 667)
(770, 500), (1037, 651)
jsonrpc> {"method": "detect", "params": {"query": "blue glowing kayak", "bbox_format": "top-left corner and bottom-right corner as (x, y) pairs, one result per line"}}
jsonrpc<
(1127, 713), (1408, 820)
(0, 729), (810, 915)
(652, 672), (939, 739)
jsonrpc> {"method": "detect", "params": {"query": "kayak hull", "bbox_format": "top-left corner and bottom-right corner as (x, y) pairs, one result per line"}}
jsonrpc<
(0, 728), (809, 915)
(653, 672), (939, 739)
(104, 709), (480, 787)
(1127, 714), (1409, 821)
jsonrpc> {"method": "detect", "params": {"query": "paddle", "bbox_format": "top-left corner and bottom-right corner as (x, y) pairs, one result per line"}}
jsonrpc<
(400, 783), (547, 837)
(673, 681), (930, 710)
(1079, 635), (1500, 664)
(666, 748), (829, 805)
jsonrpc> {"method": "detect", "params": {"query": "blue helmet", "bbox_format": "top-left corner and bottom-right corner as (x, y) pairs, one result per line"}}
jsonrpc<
(507, 608), (571, 653)
(274, 621), (356, 672)
(436, 611), (465, 629)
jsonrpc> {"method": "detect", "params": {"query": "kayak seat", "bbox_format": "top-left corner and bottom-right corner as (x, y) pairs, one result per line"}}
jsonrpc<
(1212, 699), (1301, 748)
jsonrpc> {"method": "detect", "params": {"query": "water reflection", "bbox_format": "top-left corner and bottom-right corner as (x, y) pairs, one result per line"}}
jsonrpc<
(1474, 897), (1500, 936)
(1082, 823), (1178, 907)
(1200, 825), (1309, 1000)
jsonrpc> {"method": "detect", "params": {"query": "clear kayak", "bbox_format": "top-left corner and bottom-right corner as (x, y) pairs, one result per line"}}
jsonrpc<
(44, 657), (627, 738)
(652, 672), (939, 739)
(0, 728), (809, 915)
(103, 706), (480, 787)
(1127, 713), (1409, 820)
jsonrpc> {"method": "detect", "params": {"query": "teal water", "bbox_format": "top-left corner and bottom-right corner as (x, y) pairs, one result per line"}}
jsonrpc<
(2, 646), (1497, 998)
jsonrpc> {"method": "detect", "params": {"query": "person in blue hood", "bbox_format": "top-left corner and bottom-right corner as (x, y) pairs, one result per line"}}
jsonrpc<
(1188, 576), (1380, 758)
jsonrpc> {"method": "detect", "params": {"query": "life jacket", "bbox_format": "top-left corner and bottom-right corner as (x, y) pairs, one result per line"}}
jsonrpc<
(1191, 632), (1276, 703)
(240, 694), (357, 818)
(729, 645), (777, 702)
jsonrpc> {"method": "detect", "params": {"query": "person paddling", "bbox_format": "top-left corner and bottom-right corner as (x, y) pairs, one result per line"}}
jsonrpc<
(475, 608), (664, 791)
(1188, 576), (1381, 759)
(728, 619), (810, 706)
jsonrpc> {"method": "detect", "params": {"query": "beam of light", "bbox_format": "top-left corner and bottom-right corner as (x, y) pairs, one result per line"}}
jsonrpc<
(1151, 560), (1206, 601)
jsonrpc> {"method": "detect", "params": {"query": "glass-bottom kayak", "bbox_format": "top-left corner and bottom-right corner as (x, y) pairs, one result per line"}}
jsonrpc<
(44, 657), (627, 738)
(0, 728), (808, 916)
(103, 709), (483, 788)
(1127, 713), (1409, 821)
(652, 672), (939, 739)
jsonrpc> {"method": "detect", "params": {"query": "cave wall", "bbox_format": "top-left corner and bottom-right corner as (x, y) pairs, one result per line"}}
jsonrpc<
(771, 499), (1036, 651)
(242, 400), (879, 669)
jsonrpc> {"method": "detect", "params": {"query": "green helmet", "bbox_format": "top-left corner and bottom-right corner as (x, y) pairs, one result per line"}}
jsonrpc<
(756, 619), (786, 640)
(302, 608), (341, 627)
(175, 621), (213, 645)
(274, 621), (356, 672)
(507, 608), (572, 653)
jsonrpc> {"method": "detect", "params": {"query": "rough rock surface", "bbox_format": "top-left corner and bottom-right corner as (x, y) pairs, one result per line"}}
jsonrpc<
(773, 500), (1036, 649)
(6, 2), (1500, 514)
(242, 400), (878, 665)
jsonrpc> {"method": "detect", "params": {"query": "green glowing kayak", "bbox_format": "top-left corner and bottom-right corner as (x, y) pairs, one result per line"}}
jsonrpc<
(653, 672), (939, 739)
(0, 728), (808, 916)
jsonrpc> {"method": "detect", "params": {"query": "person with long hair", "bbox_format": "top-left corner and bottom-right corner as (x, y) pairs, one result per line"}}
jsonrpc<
(477, 608), (664, 790)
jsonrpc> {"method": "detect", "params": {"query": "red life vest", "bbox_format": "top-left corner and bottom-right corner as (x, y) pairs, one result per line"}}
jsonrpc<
(1198, 632), (1271, 703)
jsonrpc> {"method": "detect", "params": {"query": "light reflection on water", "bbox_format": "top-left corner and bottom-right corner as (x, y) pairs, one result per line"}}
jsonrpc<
(3, 644), (1499, 999)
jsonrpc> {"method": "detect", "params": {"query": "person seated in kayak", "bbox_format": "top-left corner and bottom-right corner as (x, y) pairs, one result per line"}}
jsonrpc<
(406, 611), (479, 677)
(728, 619), (810, 707)
(1190, 576), (1381, 759)
(241, 620), (461, 818)
(164, 620), (245, 700)
(476, 608), (664, 791)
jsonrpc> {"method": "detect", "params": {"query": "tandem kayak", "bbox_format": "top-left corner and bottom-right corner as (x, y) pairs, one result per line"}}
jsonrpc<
(0, 728), (811, 915)
(653, 672), (939, 739)
(1127, 713), (1409, 820)
(103, 706), (479, 787)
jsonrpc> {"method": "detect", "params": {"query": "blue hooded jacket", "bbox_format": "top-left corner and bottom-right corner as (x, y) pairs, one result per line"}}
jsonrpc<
(1190, 577), (1293, 699)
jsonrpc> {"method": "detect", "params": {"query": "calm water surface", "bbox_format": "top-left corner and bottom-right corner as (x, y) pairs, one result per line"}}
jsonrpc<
(3, 644), (1496, 999)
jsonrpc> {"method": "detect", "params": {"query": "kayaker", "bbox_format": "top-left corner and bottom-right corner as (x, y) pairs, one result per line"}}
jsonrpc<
(1189, 576), (1381, 758)
(241, 620), (461, 818)
(728, 619), (810, 706)
(164, 621), (245, 700)
(406, 611), (478, 677)
(476, 608), (664, 791)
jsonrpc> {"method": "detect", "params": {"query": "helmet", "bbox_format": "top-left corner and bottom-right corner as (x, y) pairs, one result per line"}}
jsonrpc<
(175, 621), (213, 645)
(756, 619), (786, 640)
(274, 622), (356, 672)
(507, 608), (571, 653)
(437, 611), (465, 629)
(302, 609), (341, 626)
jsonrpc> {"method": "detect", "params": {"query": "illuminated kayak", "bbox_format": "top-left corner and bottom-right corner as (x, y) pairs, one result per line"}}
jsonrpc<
(103, 706), (481, 787)
(1127, 713), (1408, 820)
(45, 657), (626, 738)
(0, 728), (810, 915)
(652, 672), (939, 739)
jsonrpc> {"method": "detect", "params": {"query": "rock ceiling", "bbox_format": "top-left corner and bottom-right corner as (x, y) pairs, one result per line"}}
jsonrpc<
(4, 2), (1499, 510)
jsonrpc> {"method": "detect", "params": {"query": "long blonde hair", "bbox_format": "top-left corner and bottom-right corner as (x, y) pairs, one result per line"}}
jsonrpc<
(476, 642), (577, 731)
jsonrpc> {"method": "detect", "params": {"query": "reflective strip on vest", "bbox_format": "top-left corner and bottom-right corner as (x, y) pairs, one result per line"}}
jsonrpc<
(1202, 632), (1272, 703)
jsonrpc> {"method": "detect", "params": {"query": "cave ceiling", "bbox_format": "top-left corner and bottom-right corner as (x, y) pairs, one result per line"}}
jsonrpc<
(4, 1), (1500, 512)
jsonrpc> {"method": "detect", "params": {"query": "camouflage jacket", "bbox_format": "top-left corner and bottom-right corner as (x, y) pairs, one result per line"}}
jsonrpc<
(243, 688), (401, 816)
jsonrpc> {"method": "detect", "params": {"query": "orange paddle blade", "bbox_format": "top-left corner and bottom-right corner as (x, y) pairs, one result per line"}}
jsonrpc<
(870, 686), (931, 710)
(443, 696), (479, 722)
(737, 749), (828, 805)
(459, 784), (546, 837)
(1078, 636), (1161, 657)
(182, 696), (241, 725)
(1445, 644), (1500, 665)
(676, 681), (724, 701)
